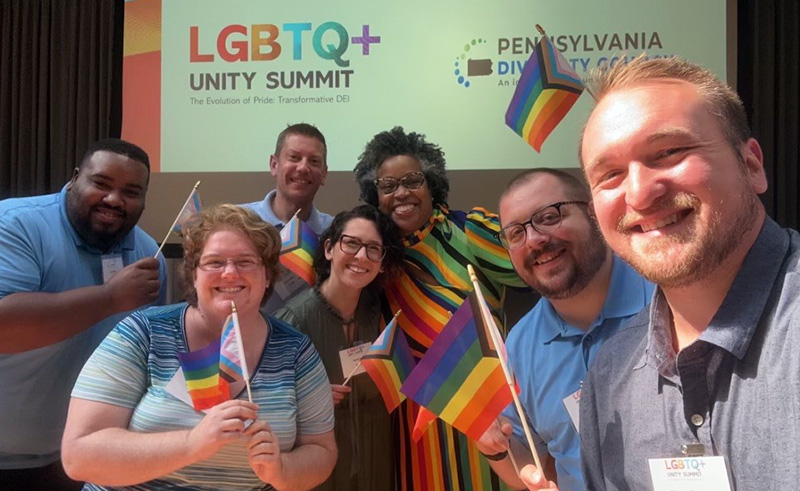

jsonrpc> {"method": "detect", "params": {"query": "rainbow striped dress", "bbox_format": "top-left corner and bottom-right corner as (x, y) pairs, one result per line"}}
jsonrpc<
(382, 206), (525, 491)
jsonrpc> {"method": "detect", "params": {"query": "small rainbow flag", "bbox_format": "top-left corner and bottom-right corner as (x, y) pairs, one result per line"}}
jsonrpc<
(361, 315), (416, 412)
(177, 338), (230, 411)
(505, 34), (585, 152)
(172, 188), (202, 233)
(400, 292), (515, 441)
(279, 215), (319, 285)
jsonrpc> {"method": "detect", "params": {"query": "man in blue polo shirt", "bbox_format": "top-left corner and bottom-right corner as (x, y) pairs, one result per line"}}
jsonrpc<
(242, 123), (333, 312)
(0, 138), (167, 489)
(475, 169), (653, 490)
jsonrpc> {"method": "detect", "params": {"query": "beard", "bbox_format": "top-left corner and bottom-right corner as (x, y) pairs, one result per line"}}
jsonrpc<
(521, 221), (608, 300)
(614, 189), (761, 288)
(66, 191), (140, 252)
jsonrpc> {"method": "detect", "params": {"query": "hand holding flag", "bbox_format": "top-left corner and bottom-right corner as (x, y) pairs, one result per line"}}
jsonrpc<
(467, 264), (546, 480)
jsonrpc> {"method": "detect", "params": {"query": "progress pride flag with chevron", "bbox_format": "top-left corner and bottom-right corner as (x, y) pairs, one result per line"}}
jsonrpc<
(505, 34), (585, 152)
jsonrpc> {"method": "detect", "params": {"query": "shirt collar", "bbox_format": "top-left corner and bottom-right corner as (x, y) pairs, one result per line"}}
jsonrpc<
(542, 255), (651, 343)
(59, 184), (137, 254)
(263, 189), (326, 231)
(402, 205), (447, 246)
(640, 217), (789, 374)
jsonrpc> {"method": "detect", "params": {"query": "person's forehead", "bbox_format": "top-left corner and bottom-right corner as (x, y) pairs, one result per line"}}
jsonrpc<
(342, 217), (381, 240)
(83, 150), (148, 179)
(582, 80), (705, 164)
(501, 175), (569, 221)
(281, 134), (325, 153)
(377, 155), (422, 177)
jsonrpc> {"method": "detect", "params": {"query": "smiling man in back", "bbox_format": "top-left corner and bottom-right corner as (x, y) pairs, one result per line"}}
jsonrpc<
(242, 123), (334, 311)
(0, 138), (167, 489)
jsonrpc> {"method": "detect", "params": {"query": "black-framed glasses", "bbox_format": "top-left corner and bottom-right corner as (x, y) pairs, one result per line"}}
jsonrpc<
(498, 201), (588, 250)
(339, 234), (387, 261)
(374, 171), (426, 195)
(198, 256), (264, 272)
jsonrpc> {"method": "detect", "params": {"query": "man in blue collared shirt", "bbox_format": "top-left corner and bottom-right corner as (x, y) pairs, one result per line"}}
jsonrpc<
(0, 139), (167, 489)
(241, 123), (333, 312)
(475, 169), (653, 490)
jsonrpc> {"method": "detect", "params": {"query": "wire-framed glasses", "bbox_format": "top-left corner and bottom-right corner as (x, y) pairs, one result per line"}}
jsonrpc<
(374, 172), (426, 195)
(498, 201), (588, 250)
(197, 256), (263, 272)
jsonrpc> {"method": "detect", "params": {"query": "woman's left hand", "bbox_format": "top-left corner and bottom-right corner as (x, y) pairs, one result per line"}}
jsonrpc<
(246, 420), (283, 483)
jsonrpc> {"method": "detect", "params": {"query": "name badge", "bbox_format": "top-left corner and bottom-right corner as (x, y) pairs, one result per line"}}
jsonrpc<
(648, 456), (732, 491)
(273, 265), (308, 301)
(101, 254), (124, 283)
(338, 342), (372, 379)
(562, 388), (581, 431)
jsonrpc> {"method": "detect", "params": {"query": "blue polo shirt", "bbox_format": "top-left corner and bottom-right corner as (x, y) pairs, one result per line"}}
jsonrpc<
(0, 186), (167, 469)
(502, 255), (653, 491)
(242, 189), (332, 235)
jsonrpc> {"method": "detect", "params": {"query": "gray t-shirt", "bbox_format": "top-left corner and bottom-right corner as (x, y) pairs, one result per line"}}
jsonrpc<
(580, 218), (800, 490)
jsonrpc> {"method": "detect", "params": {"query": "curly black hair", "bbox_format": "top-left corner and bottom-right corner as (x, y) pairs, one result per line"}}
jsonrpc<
(313, 204), (403, 286)
(354, 126), (450, 208)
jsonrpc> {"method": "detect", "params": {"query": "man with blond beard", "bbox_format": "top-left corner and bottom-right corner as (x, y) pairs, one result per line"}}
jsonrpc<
(579, 55), (800, 490)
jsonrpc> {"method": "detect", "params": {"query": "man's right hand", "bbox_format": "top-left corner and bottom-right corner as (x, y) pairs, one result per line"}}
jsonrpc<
(106, 257), (161, 312)
(476, 417), (513, 456)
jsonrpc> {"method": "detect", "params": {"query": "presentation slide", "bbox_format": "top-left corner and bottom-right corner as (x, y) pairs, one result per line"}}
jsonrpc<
(122, 0), (727, 172)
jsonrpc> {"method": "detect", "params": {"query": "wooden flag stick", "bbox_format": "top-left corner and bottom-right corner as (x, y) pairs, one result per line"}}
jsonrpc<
(535, 23), (598, 101)
(342, 362), (362, 386)
(231, 301), (253, 402)
(466, 264), (546, 479)
(508, 446), (521, 477)
(343, 309), (402, 386)
(154, 181), (201, 258)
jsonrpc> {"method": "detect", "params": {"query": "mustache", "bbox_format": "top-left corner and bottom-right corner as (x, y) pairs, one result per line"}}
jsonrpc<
(616, 193), (699, 232)
(523, 241), (565, 268)
(93, 204), (126, 218)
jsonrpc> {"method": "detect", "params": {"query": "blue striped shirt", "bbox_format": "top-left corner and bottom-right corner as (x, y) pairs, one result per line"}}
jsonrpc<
(72, 303), (334, 490)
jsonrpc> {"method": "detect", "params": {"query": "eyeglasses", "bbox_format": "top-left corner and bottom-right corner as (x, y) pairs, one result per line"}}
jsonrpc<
(198, 256), (263, 272)
(339, 234), (387, 261)
(374, 172), (426, 195)
(498, 201), (588, 250)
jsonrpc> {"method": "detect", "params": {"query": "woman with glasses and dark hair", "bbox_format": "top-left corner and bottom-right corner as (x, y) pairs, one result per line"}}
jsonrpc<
(274, 204), (403, 490)
(62, 204), (336, 490)
(353, 127), (525, 491)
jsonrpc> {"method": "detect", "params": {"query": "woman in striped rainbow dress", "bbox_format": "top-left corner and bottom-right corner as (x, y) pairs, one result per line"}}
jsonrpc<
(354, 127), (526, 490)
(61, 204), (337, 490)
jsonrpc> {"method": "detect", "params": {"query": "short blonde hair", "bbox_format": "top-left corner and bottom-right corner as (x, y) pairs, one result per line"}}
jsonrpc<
(581, 55), (750, 160)
(182, 204), (281, 307)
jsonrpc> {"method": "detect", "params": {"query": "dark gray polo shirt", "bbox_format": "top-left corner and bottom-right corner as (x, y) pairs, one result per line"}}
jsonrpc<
(580, 218), (800, 490)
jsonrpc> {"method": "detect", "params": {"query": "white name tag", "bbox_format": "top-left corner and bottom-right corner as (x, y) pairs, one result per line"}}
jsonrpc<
(101, 254), (124, 283)
(562, 388), (581, 431)
(338, 342), (371, 379)
(648, 456), (732, 491)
